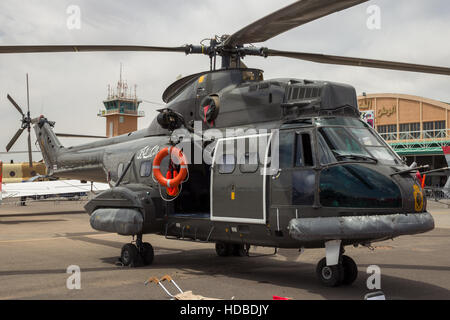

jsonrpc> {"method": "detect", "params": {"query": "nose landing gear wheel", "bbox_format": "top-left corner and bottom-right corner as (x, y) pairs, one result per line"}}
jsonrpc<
(121, 243), (139, 267)
(341, 255), (358, 285)
(316, 257), (344, 287)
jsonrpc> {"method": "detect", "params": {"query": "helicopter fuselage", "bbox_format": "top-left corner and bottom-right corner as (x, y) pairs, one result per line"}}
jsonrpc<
(33, 68), (434, 251)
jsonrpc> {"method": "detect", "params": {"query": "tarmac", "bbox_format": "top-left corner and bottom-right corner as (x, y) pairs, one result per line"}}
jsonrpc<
(0, 199), (449, 300)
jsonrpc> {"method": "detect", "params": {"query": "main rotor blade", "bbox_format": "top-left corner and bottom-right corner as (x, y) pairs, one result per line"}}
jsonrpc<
(223, 0), (368, 47)
(6, 128), (25, 152)
(7, 94), (25, 116)
(265, 49), (450, 76)
(26, 73), (30, 114)
(27, 131), (33, 168)
(0, 45), (187, 54)
(55, 133), (107, 139)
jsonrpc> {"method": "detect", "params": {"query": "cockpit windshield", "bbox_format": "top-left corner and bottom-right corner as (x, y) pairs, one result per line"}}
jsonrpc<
(316, 117), (401, 165)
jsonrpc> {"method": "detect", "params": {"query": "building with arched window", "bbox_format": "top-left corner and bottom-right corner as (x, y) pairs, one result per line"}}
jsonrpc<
(357, 93), (449, 187)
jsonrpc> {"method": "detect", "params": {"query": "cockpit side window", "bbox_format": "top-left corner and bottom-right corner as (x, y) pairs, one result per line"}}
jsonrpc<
(278, 131), (295, 168)
(295, 133), (314, 167)
(317, 132), (336, 165)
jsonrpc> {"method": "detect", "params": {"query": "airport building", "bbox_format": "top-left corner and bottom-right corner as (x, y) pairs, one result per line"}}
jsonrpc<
(358, 93), (450, 187)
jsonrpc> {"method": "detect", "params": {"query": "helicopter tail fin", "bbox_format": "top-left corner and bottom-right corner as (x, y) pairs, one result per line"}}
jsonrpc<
(33, 116), (65, 174)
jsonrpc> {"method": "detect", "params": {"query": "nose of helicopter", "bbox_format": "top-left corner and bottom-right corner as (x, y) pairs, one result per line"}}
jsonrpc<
(287, 164), (435, 243)
(390, 169), (427, 214)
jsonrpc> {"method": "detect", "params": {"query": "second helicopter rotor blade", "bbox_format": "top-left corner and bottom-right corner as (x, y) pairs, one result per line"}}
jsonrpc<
(0, 45), (188, 54)
(6, 128), (25, 152)
(223, 0), (367, 47)
(265, 49), (450, 76)
(27, 131), (33, 167)
(7, 94), (25, 116)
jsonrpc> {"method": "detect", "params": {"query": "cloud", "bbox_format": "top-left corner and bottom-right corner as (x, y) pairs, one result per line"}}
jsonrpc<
(0, 0), (449, 163)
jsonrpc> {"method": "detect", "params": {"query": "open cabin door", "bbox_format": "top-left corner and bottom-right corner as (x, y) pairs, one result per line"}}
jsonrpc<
(210, 133), (272, 224)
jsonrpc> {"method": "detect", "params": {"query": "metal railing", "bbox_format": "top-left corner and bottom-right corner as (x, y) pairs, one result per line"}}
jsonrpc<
(379, 129), (450, 142)
(97, 109), (145, 117)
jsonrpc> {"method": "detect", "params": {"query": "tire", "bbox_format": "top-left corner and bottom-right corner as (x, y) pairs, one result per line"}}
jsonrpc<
(141, 242), (155, 266)
(121, 243), (139, 266)
(215, 242), (232, 257)
(316, 257), (344, 287)
(232, 244), (247, 257)
(341, 255), (358, 285)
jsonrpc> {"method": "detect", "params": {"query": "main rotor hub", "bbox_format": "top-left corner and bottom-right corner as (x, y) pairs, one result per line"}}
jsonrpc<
(185, 36), (268, 69)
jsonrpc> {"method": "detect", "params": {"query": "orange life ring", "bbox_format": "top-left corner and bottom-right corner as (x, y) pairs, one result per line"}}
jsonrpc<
(165, 170), (179, 196)
(152, 146), (188, 189)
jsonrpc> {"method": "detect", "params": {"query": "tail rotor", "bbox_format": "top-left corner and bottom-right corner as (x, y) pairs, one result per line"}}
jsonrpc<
(5, 74), (34, 167)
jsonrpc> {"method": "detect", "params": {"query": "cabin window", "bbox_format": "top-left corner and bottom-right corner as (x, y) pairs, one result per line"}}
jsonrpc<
(295, 133), (314, 167)
(218, 154), (235, 174)
(140, 161), (152, 177)
(239, 152), (259, 173)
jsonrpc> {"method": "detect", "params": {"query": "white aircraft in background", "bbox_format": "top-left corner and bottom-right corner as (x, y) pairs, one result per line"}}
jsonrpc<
(417, 146), (450, 201)
(0, 162), (109, 203)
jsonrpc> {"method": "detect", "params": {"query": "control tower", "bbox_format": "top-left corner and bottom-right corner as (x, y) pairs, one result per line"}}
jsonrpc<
(98, 65), (144, 137)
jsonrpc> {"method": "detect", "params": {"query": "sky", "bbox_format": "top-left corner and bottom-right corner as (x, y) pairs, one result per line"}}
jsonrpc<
(0, 0), (449, 163)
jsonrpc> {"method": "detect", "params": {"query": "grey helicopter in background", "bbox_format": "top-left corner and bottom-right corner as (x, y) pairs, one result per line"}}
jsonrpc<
(3, 0), (448, 286)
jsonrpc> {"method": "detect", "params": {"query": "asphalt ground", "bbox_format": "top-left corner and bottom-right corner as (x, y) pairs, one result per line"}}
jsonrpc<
(0, 200), (449, 300)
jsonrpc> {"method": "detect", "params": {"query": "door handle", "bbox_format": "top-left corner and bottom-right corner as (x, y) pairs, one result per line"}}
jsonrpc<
(272, 168), (282, 180)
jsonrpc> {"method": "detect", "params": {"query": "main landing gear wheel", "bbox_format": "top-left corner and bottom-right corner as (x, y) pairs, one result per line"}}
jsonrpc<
(232, 244), (248, 256)
(141, 242), (155, 266)
(341, 255), (358, 285)
(215, 242), (249, 257)
(215, 242), (232, 257)
(120, 235), (155, 267)
(121, 243), (139, 267)
(316, 257), (344, 287)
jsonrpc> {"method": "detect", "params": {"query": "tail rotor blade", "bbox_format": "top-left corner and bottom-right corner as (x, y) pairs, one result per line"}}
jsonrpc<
(6, 128), (25, 152)
(7, 94), (25, 116)
(27, 131), (33, 167)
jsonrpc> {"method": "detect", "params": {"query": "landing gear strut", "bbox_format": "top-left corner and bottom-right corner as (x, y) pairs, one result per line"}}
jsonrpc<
(120, 234), (154, 267)
(316, 240), (358, 287)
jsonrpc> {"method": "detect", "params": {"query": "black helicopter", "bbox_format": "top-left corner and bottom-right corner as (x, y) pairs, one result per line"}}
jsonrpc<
(3, 0), (448, 287)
